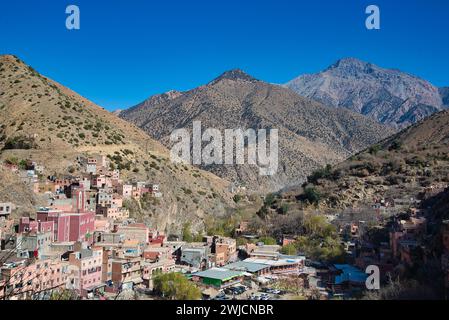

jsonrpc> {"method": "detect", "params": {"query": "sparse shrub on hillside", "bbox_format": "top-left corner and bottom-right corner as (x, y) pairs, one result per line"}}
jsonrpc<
(369, 144), (382, 155)
(182, 188), (192, 195)
(264, 193), (276, 207)
(308, 164), (342, 184)
(381, 159), (404, 176)
(278, 203), (289, 215)
(389, 140), (402, 151)
(406, 156), (428, 168)
(303, 187), (321, 205)
(2, 135), (36, 150)
(385, 175), (405, 185)
(233, 194), (242, 203)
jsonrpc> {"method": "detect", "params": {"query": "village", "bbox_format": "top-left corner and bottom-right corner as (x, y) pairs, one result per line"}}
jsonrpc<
(1, 154), (449, 300)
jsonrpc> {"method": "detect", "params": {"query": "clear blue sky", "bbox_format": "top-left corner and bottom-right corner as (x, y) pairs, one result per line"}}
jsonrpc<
(1, 0), (448, 111)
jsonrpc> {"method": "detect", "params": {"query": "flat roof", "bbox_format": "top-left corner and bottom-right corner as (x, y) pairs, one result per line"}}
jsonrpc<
(224, 261), (270, 273)
(194, 268), (243, 281)
(244, 257), (304, 266)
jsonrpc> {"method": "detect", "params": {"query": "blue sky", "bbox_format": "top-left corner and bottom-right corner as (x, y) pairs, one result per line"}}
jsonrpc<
(1, 0), (449, 111)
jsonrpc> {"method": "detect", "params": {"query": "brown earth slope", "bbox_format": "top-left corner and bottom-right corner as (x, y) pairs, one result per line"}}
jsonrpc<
(282, 110), (449, 211)
(0, 55), (234, 234)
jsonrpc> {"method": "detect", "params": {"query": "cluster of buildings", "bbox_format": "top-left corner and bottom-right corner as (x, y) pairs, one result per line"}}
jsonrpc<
(189, 242), (306, 295)
(0, 155), (170, 300)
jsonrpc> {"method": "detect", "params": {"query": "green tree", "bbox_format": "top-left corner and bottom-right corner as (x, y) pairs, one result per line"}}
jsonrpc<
(281, 243), (297, 255)
(182, 222), (193, 242)
(153, 273), (201, 300)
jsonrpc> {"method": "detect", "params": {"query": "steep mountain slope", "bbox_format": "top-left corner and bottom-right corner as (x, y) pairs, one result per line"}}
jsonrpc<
(0, 166), (46, 218)
(283, 110), (449, 211)
(0, 55), (234, 234)
(285, 58), (445, 127)
(120, 69), (394, 192)
(440, 87), (449, 107)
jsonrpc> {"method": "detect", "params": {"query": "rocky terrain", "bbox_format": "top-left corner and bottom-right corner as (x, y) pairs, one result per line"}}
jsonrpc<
(0, 55), (236, 234)
(0, 166), (46, 218)
(278, 109), (449, 211)
(440, 87), (449, 107)
(120, 69), (393, 192)
(285, 58), (447, 127)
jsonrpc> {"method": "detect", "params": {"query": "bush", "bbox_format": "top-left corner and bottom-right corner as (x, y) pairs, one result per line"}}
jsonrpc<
(389, 140), (402, 151)
(308, 164), (333, 184)
(233, 194), (242, 203)
(303, 187), (321, 204)
(278, 203), (289, 215)
(264, 193), (276, 207)
(369, 144), (381, 155)
(258, 236), (277, 245)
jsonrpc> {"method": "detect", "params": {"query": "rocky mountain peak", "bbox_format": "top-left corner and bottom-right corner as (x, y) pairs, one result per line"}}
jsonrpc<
(210, 69), (258, 84)
(285, 58), (445, 126)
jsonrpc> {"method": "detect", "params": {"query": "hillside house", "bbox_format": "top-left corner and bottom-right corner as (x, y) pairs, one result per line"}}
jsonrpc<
(0, 203), (14, 218)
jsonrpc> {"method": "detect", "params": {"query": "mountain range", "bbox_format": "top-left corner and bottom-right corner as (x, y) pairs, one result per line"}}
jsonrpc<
(120, 69), (393, 192)
(285, 58), (447, 127)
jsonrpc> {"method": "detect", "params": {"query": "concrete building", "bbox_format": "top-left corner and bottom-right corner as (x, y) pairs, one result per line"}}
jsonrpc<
(68, 243), (103, 296)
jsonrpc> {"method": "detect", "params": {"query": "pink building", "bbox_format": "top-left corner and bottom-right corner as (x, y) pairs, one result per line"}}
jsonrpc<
(69, 211), (95, 244)
(19, 217), (54, 234)
(37, 209), (71, 242)
(36, 209), (95, 243)
(0, 258), (68, 300)
(68, 243), (103, 296)
(92, 175), (107, 189)
(94, 216), (113, 233)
